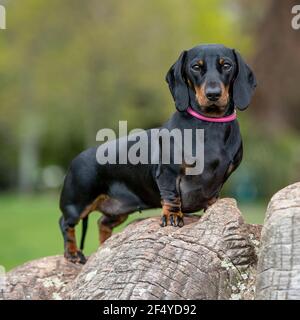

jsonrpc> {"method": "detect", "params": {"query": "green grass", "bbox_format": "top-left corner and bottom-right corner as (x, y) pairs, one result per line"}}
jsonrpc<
(0, 193), (267, 270)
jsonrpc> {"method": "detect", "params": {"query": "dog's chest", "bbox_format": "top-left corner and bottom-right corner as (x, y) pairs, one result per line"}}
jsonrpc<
(179, 145), (234, 212)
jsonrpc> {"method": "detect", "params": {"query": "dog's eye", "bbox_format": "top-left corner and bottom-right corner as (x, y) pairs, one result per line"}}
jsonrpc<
(222, 63), (232, 71)
(192, 64), (201, 71)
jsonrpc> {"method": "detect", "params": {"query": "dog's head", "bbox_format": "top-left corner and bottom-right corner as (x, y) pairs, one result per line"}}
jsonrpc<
(166, 44), (257, 117)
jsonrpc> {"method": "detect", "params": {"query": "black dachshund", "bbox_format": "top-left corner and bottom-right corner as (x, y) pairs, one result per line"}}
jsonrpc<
(59, 44), (256, 263)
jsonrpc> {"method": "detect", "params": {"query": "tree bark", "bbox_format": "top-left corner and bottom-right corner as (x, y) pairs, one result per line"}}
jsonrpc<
(67, 198), (261, 300)
(0, 256), (83, 300)
(1, 198), (262, 300)
(255, 182), (300, 300)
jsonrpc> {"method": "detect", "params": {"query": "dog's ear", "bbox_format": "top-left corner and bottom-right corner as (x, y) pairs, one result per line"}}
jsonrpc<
(165, 51), (189, 112)
(232, 49), (257, 110)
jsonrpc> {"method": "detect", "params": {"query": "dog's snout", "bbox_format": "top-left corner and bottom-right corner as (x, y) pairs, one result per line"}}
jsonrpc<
(205, 84), (222, 102)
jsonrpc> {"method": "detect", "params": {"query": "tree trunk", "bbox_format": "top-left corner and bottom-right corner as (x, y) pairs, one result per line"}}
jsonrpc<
(0, 256), (83, 300)
(255, 182), (300, 300)
(251, 0), (300, 131)
(1, 198), (262, 300)
(67, 198), (261, 300)
(4, 185), (300, 300)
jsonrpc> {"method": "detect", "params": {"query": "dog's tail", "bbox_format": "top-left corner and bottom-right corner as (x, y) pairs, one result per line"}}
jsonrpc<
(80, 216), (89, 250)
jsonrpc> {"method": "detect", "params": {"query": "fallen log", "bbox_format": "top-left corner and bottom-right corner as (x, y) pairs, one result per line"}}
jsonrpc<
(0, 256), (83, 300)
(67, 198), (261, 300)
(1, 198), (262, 300)
(255, 182), (300, 300)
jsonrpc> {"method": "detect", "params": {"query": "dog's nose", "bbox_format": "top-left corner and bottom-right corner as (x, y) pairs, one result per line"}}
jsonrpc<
(205, 86), (222, 101)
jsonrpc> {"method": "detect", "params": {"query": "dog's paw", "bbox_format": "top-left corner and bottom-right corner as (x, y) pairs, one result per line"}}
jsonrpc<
(160, 215), (167, 227)
(64, 250), (87, 264)
(175, 215), (184, 227)
(160, 213), (184, 227)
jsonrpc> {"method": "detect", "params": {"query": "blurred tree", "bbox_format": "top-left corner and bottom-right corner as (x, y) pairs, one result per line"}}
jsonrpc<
(251, 0), (300, 131)
(222, 0), (300, 200)
(0, 0), (245, 191)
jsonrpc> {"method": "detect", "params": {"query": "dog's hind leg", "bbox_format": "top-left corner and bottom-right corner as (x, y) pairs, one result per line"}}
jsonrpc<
(97, 214), (128, 245)
(59, 204), (87, 264)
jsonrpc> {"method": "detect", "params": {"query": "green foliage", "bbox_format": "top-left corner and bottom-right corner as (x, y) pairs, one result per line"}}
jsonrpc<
(0, 0), (247, 187)
(0, 192), (265, 270)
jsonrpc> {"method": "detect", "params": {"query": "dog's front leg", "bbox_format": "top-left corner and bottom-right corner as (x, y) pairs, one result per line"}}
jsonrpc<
(156, 165), (184, 227)
(161, 198), (184, 227)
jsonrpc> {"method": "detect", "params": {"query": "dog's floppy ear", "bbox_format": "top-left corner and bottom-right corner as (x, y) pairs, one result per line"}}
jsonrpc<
(165, 50), (189, 112)
(232, 49), (257, 110)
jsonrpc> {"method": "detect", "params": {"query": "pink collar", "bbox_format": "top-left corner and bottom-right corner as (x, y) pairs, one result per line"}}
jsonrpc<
(186, 107), (237, 123)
